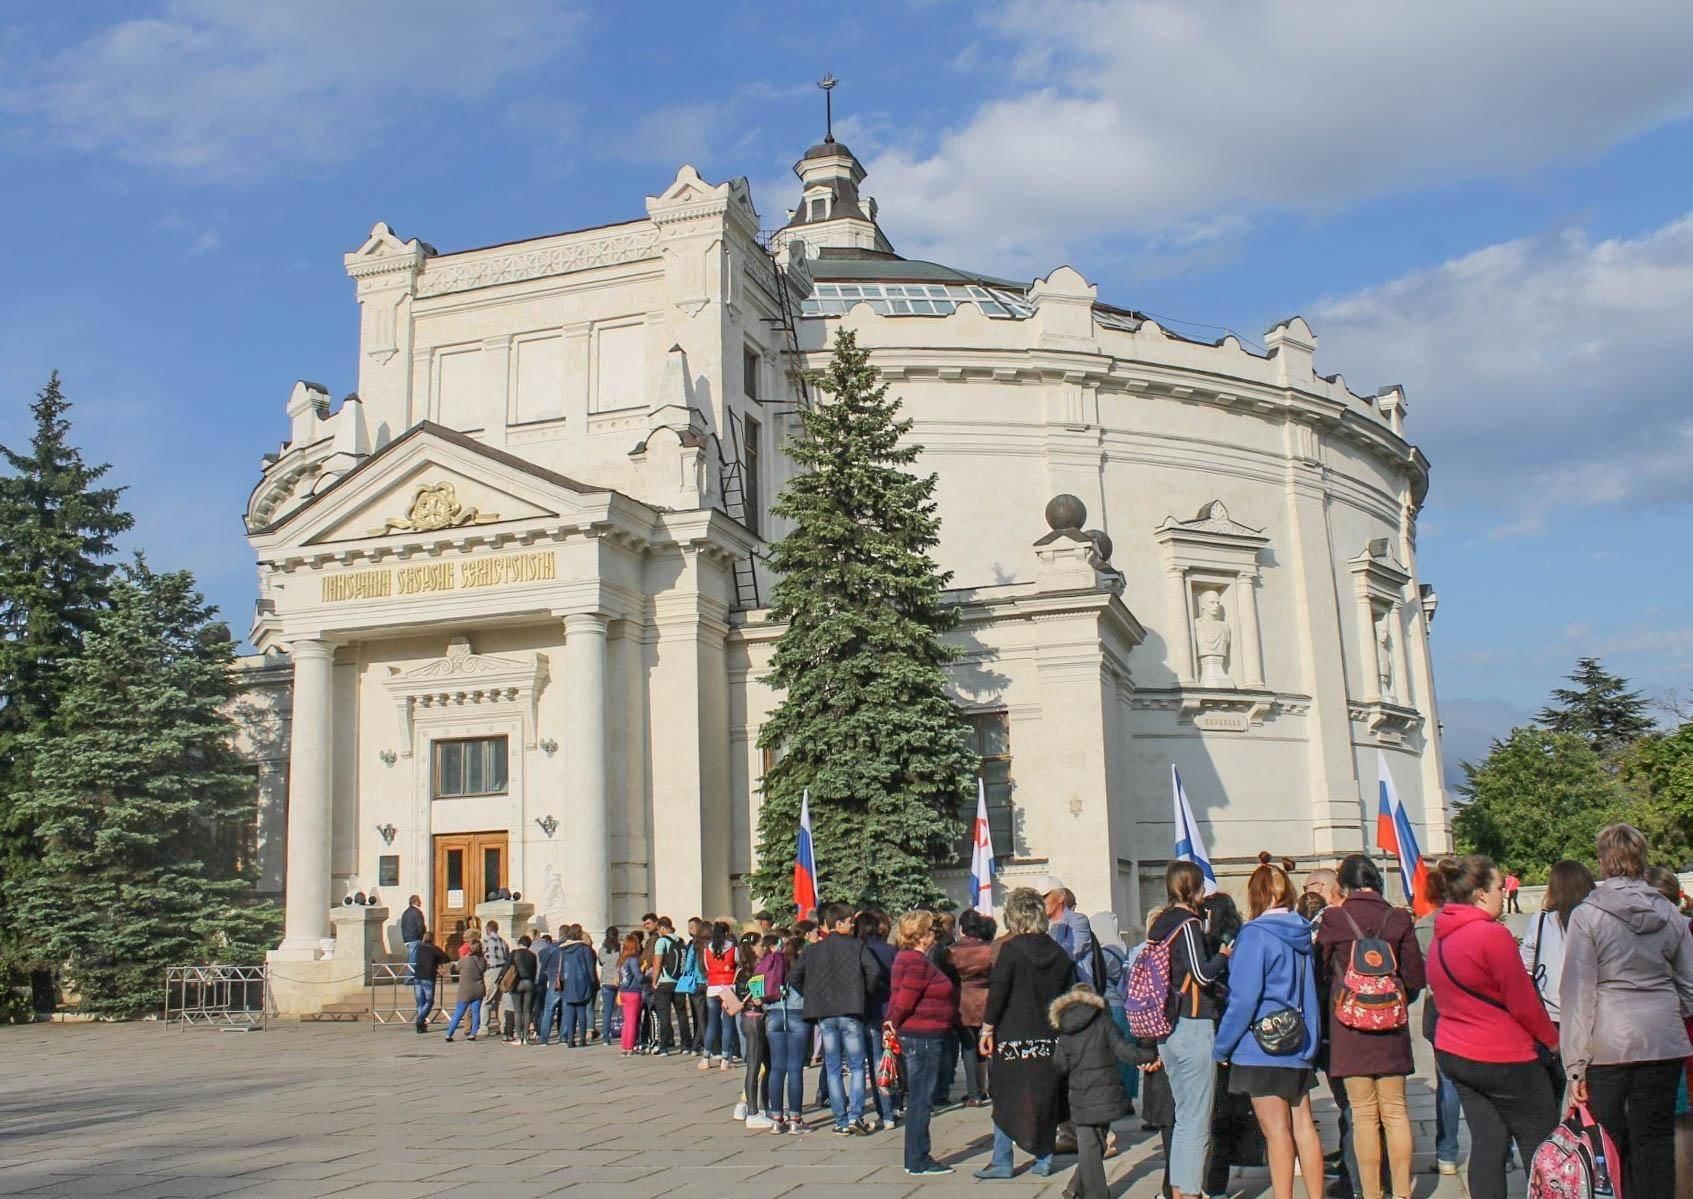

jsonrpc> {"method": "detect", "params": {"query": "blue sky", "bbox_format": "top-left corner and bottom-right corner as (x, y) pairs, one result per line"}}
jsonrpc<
(2, 2), (1691, 781)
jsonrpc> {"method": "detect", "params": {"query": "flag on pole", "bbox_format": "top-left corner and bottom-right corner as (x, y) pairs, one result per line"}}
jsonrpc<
(1171, 765), (1219, 894)
(968, 776), (997, 912)
(793, 790), (819, 919)
(1376, 750), (1431, 916)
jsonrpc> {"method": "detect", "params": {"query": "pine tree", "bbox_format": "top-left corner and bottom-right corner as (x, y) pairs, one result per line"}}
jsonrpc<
(6, 561), (275, 1018)
(0, 373), (132, 1015)
(747, 330), (976, 916)
(1536, 656), (1656, 757)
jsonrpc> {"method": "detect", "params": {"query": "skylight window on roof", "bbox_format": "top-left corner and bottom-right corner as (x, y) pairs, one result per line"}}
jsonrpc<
(800, 282), (1035, 319)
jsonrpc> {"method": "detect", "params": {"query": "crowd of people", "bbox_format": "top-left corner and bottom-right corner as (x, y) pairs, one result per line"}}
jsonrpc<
(397, 825), (1693, 1198)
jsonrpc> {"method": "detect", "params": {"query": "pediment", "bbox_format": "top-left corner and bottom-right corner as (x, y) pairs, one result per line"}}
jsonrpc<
(258, 424), (606, 550)
(309, 464), (554, 545)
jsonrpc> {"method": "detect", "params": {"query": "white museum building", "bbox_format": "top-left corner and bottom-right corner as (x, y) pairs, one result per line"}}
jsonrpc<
(236, 131), (1450, 1011)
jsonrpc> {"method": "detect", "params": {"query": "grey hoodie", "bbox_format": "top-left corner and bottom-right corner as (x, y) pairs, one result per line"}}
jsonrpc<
(1558, 877), (1693, 1080)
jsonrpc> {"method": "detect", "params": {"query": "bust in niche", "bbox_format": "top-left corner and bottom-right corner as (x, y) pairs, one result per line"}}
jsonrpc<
(1194, 589), (1233, 688)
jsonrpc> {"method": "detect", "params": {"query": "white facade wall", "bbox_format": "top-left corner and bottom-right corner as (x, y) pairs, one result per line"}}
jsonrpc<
(237, 156), (1447, 1010)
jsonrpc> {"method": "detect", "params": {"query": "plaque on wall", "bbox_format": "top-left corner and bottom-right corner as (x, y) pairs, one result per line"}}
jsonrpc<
(379, 855), (399, 887)
(447, 889), (465, 907)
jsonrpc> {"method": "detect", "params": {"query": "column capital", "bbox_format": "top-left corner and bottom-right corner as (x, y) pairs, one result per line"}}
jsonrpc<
(561, 611), (610, 635)
(288, 638), (338, 663)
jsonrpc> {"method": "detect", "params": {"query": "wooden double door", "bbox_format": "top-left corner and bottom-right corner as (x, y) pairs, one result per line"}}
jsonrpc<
(433, 831), (507, 957)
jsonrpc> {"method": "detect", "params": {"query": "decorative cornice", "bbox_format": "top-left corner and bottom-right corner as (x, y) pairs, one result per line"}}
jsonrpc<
(1348, 700), (1424, 746)
(416, 228), (660, 298)
(384, 636), (548, 756)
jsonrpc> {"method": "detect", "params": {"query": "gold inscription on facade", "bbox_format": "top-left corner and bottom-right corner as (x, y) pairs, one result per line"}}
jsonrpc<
(320, 569), (392, 603)
(319, 552), (557, 603)
(460, 551), (557, 589)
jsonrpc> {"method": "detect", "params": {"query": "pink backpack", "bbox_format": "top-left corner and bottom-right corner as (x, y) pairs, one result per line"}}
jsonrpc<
(1528, 1103), (1621, 1199)
(1123, 918), (1196, 1041)
(1332, 908), (1409, 1032)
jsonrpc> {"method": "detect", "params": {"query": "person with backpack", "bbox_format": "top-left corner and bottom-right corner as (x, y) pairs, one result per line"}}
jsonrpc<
(1316, 854), (1425, 1199)
(1518, 859), (1594, 1050)
(1131, 862), (1230, 1199)
(1089, 910), (1138, 1114)
(1212, 861), (1325, 1199)
(1426, 854), (1558, 1199)
(682, 922), (709, 1057)
(444, 937), (487, 1042)
(648, 916), (693, 1055)
(1050, 983), (1158, 1198)
(951, 909), (995, 1108)
(1561, 823), (1693, 1198)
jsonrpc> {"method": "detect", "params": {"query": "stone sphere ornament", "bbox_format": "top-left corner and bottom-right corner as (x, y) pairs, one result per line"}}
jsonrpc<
(353, 892), (367, 905)
(1045, 493), (1087, 532)
(341, 895), (354, 906)
(508, 890), (519, 902)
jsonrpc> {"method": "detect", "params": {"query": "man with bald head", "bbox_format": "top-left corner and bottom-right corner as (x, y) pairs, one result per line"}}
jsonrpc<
(1304, 868), (1342, 908)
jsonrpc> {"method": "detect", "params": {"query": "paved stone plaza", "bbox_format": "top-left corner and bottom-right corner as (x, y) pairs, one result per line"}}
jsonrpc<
(0, 1022), (1483, 1198)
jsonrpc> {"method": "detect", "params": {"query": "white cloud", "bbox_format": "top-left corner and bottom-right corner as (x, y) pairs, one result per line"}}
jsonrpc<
(864, 1), (1693, 268)
(1311, 212), (1693, 528)
(1, 2), (582, 180)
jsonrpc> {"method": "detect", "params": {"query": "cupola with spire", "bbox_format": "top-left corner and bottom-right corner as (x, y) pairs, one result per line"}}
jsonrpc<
(771, 76), (893, 257)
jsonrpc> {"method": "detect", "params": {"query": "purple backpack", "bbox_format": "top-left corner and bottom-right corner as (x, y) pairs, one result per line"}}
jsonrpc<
(1123, 919), (1196, 1041)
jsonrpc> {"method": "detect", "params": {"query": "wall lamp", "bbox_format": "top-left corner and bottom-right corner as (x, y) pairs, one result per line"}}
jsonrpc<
(376, 823), (398, 845)
(378, 748), (398, 767)
(536, 815), (559, 839)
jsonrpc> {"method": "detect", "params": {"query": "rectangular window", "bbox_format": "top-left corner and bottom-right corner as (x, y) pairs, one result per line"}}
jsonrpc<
(742, 414), (762, 537)
(809, 197), (826, 220)
(743, 346), (760, 401)
(431, 736), (509, 798)
(958, 712), (1014, 862)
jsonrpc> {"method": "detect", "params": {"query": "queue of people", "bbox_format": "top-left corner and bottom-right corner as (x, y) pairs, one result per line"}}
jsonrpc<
(398, 824), (1693, 1197)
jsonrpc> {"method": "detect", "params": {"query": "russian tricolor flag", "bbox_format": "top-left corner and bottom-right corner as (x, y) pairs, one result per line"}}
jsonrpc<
(1376, 750), (1432, 916)
(793, 789), (818, 920)
(968, 776), (997, 912)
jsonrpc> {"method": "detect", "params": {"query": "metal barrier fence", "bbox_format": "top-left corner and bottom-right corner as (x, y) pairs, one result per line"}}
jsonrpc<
(369, 960), (465, 1028)
(164, 965), (269, 1029)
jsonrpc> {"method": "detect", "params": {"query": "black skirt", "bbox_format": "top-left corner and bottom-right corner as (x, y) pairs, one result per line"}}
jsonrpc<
(1228, 1065), (1316, 1103)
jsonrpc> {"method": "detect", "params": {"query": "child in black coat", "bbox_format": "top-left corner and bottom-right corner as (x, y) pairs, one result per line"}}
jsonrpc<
(1050, 984), (1157, 1199)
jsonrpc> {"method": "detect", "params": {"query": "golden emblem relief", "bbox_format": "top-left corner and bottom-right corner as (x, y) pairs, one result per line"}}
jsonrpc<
(368, 481), (500, 537)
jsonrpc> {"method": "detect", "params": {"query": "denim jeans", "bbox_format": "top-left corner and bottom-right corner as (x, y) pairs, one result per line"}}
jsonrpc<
(445, 998), (481, 1038)
(412, 979), (435, 1026)
(766, 1007), (810, 1116)
(561, 1001), (590, 1045)
(1435, 1066), (1462, 1164)
(705, 994), (728, 1057)
(600, 985), (619, 1042)
(958, 1024), (985, 1101)
(899, 1031), (944, 1171)
(1157, 1016), (1217, 1195)
(991, 1124), (1053, 1172)
(537, 988), (564, 1044)
(819, 1015), (868, 1127)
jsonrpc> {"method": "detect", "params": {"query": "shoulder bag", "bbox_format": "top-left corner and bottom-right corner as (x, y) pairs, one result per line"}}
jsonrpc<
(1432, 934), (1562, 1092)
(1250, 931), (1309, 1056)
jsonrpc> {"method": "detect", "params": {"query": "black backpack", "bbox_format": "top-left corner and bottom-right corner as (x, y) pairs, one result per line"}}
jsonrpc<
(659, 935), (685, 982)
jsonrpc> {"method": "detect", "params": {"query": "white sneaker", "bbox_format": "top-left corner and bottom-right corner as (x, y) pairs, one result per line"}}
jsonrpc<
(731, 1101), (748, 1121)
(1436, 1160), (1458, 1176)
(746, 1113), (775, 1129)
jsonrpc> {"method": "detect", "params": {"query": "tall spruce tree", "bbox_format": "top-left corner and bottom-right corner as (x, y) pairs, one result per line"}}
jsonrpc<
(0, 373), (132, 1015)
(1536, 656), (1655, 757)
(7, 561), (272, 1017)
(747, 330), (976, 915)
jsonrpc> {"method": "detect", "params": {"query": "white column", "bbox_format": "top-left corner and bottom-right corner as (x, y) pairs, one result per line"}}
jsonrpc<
(1164, 568), (1194, 684)
(1236, 573), (1266, 689)
(276, 639), (335, 957)
(563, 613), (610, 932)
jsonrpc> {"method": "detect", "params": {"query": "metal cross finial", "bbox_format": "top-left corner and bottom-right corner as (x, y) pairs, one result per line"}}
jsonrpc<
(818, 72), (838, 141)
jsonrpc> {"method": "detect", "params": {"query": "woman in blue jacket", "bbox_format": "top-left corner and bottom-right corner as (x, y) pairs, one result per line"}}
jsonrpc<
(1213, 861), (1325, 1199)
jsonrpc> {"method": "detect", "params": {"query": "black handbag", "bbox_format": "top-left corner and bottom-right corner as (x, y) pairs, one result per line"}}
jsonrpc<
(1249, 934), (1309, 1056)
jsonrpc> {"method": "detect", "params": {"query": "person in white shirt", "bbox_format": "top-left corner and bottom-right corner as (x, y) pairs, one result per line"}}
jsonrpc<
(1519, 859), (1595, 1025)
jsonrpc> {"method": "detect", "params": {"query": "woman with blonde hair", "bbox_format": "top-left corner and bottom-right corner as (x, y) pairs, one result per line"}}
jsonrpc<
(973, 887), (1075, 1180)
(885, 910), (959, 1176)
(1214, 862), (1323, 1199)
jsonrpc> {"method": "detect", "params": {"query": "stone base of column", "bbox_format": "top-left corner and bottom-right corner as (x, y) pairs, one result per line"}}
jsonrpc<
(269, 939), (328, 961)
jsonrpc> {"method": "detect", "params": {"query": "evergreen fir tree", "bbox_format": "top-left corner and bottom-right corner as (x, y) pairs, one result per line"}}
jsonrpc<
(7, 561), (273, 1018)
(1535, 656), (1656, 757)
(0, 372), (132, 1014)
(747, 330), (976, 915)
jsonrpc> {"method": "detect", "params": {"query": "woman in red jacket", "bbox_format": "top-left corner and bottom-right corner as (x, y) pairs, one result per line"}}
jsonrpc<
(1426, 855), (1559, 1199)
(885, 909), (960, 1177)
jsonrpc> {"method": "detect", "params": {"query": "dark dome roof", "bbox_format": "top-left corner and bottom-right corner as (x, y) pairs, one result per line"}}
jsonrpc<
(803, 138), (856, 161)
